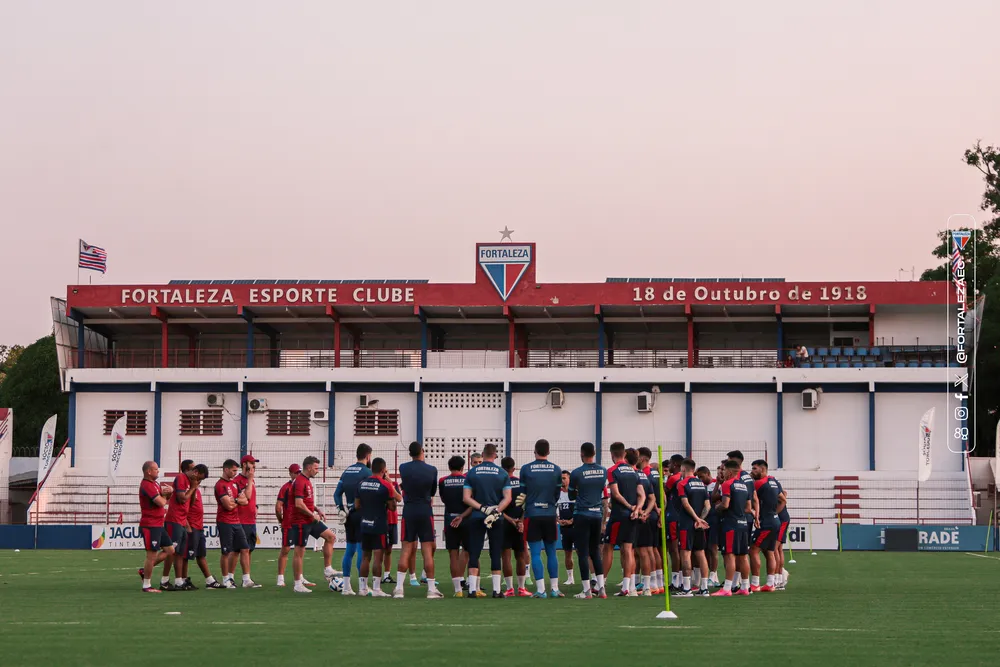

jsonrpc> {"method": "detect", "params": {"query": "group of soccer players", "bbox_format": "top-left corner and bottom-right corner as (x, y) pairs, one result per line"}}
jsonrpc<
(136, 440), (791, 598)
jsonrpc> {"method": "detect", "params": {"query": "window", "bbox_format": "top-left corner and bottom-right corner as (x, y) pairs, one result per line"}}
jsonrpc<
(267, 410), (312, 436)
(179, 409), (224, 436)
(103, 410), (147, 436)
(354, 408), (399, 436)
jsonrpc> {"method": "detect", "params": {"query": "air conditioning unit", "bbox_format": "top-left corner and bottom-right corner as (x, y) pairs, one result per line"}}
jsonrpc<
(801, 389), (819, 410)
(249, 398), (268, 413)
(549, 388), (564, 409)
(637, 391), (653, 412)
(312, 409), (328, 422)
(359, 394), (369, 408)
(206, 393), (224, 407)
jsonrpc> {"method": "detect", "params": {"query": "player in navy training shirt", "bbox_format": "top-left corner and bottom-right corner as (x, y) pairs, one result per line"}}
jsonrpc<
(663, 453), (685, 591)
(500, 457), (531, 597)
(519, 439), (564, 598)
(462, 443), (512, 597)
(750, 459), (781, 592)
(633, 451), (658, 596)
(439, 456), (472, 596)
(569, 441), (608, 598)
(774, 475), (790, 589)
(392, 441), (443, 598)
(602, 443), (645, 596)
(557, 470), (576, 586)
(355, 458), (394, 597)
(675, 458), (711, 597)
(638, 448), (665, 594)
(727, 449), (759, 590)
(698, 466), (721, 587)
(334, 443), (373, 594)
(712, 460), (751, 596)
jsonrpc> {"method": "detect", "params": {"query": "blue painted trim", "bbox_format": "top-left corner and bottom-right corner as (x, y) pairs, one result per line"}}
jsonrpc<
(69, 382), (152, 393)
(153, 388), (162, 465)
(597, 319), (606, 369)
(157, 382), (240, 393)
(420, 382), (506, 393)
(690, 383), (777, 393)
(776, 392), (783, 468)
(601, 383), (685, 394)
(873, 382), (952, 393)
(508, 383), (595, 394)
(243, 382), (327, 393)
(328, 391), (336, 467)
(505, 391), (512, 458)
(782, 383), (869, 393)
(685, 392), (693, 457)
(595, 391), (603, 465)
(245, 315), (255, 369)
(68, 390), (76, 467)
(240, 391), (249, 458)
(76, 313), (86, 368)
(419, 310), (428, 369)
(333, 382), (415, 393)
(868, 392), (876, 471)
(416, 390), (424, 442)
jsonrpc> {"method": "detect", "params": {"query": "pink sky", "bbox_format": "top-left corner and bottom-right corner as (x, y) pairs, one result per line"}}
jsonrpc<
(1, 1), (997, 343)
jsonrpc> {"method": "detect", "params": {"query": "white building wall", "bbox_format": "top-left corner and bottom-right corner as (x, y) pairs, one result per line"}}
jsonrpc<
(160, 391), (241, 470)
(875, 393), (962, 474)
(691, 393), (776, 467)
(333, 391), (416, 469)
(247, 392), (329, 470)
(601, 393), (685, 458)
(783, 392), (868, 471)
(421, 391), (505, 471)
(510, 392), (594, 471)
(75, 392), (155, 475)
(874, 307), (949, 346)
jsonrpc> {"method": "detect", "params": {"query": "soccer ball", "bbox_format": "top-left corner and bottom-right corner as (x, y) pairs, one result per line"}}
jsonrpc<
(328, 576), (344, 592)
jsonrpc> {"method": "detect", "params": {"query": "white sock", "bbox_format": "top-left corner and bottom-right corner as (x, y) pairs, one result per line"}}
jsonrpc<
(741, 578), (750, 592)
(242, 574), (251, 584)
(582, 579), (591, 593)
(692, 569), (701, 586)
(395, 574), (405, 592)
(205, 576), (216, 584)
(276, 575), (285, 585)
(623, 577), (631, 592)
(452, 577), (462, 592)
(427, 578), (438, 592)
(161, 576), (170, 585)
(492, 574), (502, 592)
(359, 578), (368, 594)
(631, 574), (638, 589)
(723, 579), (733, 592)
(549, 577), (559, 592)
(410, 573), (419, 583)
(751, 575), (760, 586)
(536, 578), (546, 593)
(142, 578), (152, 589)
(565, 571), (575, 583)
(469, 575), (479, 592)
(767, 574), (775, 587)
(421, 569), (427, 579)
(373, 578), (382, 592)
(505, 576), (514, 589)
(643, 575), (652, 590)
(173, 577), (183, 587)
(733, 572), (742, 587)
(596, 574), (606, 590)
(517, 575), (525, 589)
(654, 569), (663, 588)
(700, 575), (709, 590)
(295, 576), (304, 586)
(682, 575), (691, 591)
(711, 571), (720, 583)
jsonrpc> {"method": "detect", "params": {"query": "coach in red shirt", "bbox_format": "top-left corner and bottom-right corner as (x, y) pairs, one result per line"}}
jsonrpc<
(233, 454), (260, 588)
(215, 459), (250, 589)
(138, 460), (175, 593)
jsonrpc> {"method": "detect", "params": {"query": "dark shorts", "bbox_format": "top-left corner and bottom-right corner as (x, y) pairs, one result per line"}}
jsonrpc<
(445, 521), (470, 551)
(281, 525), (290, 548)
(362, 532), (388, 552)
(720, 524), (750, 556)
(667, 520), (679, 543)
(140, 525), (170, 552)
(242, 524), (257, 552)
(386, 523), (398, 546)
(346, 510), (362, 543)
(707, 518), (720, 548)
(287, 521), (328, 548)
(401, 514), (435, 544)
(524, 516), (558, 544)
(677, 525), (706, 552)
(219, 523), (250, 554)
(503, 520), (525, 553)
(778, 520), (790, 544)
(603, 518), (635, 547)
(753, 523), (780, 551)
(467, 520), (503, 571)
(184, 528), (206, 560)
(560, 522), (574, 551)
(165, 522), (188, 553)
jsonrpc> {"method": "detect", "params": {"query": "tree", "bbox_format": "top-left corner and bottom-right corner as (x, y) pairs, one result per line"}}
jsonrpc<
(0, 336), (68, 454)
(0, 343), (25, 386)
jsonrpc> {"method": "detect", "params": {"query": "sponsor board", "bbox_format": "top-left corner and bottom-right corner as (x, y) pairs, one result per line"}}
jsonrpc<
(840, 524), (989, 551)
(91, 522), (347, 550)
(782, 522), (839, 551)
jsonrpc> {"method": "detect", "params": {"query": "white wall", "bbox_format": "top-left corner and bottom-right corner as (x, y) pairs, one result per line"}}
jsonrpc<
(247, 392), (329, 469)
(422, 391), (505, 470)
(160, 391), (241, 470)
(510, 392), (595, 470)
(875, 393), (962, 474)
(874, 307), (948, 346)
(75, 392), (155, 475)
(601, 392), (685, 458)
(783, 392), (868, 471)
(333, 390), (416, 468)
(692, 393), (776, 467)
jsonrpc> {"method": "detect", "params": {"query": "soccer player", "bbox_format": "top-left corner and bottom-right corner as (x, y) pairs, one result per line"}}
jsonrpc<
(675, 458), (710, 597)
(470, 452), (483, 468)
(439, 455), (473, 596)
(233, 454), (260, 588)
(392, 441), (443, 598)
(275, 463), (314, 588)
(137, 460), (176, 593)
(288, 456), (338, 593)
(569, 442), (608, 599)
(500, 457), (530, 597)
(634, 451), (657, 596)
(774, 475), (790, 589)
(379, 467), (399, 586)
(162, 459), (204, 590)
(462, 443), (512, 598)
(697, 466), (721, 586)
(334, 443), (373, 594)
(182, 464), (222, 589)
(602, 442), (644, 597)
(519, 439), (564, 598)
(712, 460), (751, 596)
(750, 459), (780, 592)
(214, 459), (250, 589)
(557, 470), (576, 587)
(356, 458), (396, 597)
(727, 449), (759, 589)
(663, 454), (685, 591)
(639, 448), (665, 594)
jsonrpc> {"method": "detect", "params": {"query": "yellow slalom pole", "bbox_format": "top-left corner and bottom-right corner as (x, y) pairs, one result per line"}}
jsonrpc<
(985, 509), (994, 554)
(808, 511), (816, 555)
(655, 445), (677, 619)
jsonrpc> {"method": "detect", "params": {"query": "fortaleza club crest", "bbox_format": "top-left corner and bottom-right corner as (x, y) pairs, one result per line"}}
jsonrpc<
(479, 244), (532, 301)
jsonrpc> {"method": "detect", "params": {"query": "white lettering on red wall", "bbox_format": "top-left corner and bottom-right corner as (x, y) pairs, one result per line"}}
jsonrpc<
(630, 284), (869, 303)
(119, 286), (416, 306)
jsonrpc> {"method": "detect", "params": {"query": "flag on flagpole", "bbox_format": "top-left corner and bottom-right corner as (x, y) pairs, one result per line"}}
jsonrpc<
(79, 240), (108, 273)
(107, 414), (127, 485)
(918, 408), (934, 483)
(0, 409), (10, 446)
(36, 414), (58, 487)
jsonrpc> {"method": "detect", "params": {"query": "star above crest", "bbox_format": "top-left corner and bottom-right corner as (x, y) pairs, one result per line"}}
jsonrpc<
(499, 226), (514, 242)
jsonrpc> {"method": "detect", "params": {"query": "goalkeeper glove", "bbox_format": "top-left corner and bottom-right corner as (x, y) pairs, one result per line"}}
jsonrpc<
(514, 493), (527, 507)
(483, 506), (501, 528)
(337, 508), (349, 525)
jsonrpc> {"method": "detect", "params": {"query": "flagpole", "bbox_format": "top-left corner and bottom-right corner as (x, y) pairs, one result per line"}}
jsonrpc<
(77, 239), (81, 285)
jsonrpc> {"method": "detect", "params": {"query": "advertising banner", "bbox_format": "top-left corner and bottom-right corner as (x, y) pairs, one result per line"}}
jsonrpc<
(782, 522), (840, 551)
(841, 524), (989, 551)
(90, 522), (343, 550)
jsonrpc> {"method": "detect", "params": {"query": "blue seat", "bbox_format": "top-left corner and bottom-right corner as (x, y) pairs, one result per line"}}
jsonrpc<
(907, 361), (919, 368)
(807, 347), (815, 356)
(800, 362), (811, 368)
(838, 361), (850, 368)
(826, 361), (838, 368)
(934, 362), (945, 368)
(844, 347), (855, 356)
(817, 347), (829, 356)
(865, 362), (877, 368)
(870, 347), (880, 356)
(852, 361), (863, 368)
(921, 361), (932, 368)
(857, 347), (868, 356)
(830, 347), (842, 356)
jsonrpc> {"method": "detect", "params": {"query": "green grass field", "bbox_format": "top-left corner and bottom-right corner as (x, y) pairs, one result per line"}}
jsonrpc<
(1, 549), (999, 666)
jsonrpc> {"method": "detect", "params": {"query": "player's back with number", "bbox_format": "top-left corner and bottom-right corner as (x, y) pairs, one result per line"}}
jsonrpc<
(357, 477), (391, 536)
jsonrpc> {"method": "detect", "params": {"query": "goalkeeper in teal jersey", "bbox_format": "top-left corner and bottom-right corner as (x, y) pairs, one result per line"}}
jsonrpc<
(462, 443), (512, 597)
